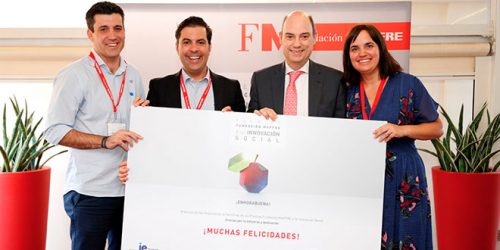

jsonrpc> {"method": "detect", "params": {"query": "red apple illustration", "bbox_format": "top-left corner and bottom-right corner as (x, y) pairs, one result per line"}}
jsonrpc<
(239, 155), (268, 193)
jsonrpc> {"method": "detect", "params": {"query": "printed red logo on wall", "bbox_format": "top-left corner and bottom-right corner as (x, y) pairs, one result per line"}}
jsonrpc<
(239, 22), (411, 52)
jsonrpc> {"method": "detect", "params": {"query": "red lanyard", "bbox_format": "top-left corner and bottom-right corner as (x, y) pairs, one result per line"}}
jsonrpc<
(360, 78), (387, 120)
(89, 52), (126, 113)
(180, 73), (212, 110)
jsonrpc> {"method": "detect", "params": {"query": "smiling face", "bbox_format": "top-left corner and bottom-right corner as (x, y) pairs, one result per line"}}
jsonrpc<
(176, 26), (211, 81)
(280, 12), (315, 70)
(87, 13), (124, 65)
(348, 30), (380, 78)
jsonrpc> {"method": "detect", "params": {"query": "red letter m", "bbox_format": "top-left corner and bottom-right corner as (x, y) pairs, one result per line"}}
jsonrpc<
(262, 24), (280, 51)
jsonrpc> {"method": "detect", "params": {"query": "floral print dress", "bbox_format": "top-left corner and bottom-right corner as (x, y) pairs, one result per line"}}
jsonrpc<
(346, 72), (438, 250)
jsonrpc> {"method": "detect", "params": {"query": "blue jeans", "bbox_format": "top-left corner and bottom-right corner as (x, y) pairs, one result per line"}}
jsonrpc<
(63, 191), (124, 250)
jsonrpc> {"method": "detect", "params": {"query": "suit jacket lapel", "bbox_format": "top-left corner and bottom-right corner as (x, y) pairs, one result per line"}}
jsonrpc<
(308, 60), (322, 116)
(172, 70), (183, 108)
(210, 72), (224, 110)
(272, 63), (286, 114)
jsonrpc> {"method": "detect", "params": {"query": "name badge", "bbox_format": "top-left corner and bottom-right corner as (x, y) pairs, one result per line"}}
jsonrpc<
(107, 122), (126, 136)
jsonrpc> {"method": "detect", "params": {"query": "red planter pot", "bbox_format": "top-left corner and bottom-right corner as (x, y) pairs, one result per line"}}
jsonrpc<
(432, 166), (500, 250)
(0, 167), (51, 250)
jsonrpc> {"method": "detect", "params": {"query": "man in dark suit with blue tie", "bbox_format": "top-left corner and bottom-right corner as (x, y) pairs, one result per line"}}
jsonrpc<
(247, 11), (345, 120)
(147, 16), (245, 112)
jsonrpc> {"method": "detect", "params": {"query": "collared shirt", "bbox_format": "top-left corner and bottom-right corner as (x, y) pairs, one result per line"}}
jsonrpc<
(44, 50), (145, 197)
(180, 69), (215, 110)
(284, 60), (309, 116)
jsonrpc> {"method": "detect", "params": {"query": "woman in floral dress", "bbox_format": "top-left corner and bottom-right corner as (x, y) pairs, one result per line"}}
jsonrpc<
(342, 24), (443, 250)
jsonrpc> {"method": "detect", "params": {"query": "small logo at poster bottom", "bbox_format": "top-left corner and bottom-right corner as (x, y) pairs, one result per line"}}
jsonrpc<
(136, 242), (158, 250)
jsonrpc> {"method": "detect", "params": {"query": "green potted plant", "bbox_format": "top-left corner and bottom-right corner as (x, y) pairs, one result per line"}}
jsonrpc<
(420, 103), (500, 250)
(0, 97), (66, 250)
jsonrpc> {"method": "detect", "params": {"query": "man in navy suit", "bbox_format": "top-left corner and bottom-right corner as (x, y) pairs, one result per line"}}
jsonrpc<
(247, 10), (345, 120)
(147, 16), (245, 112)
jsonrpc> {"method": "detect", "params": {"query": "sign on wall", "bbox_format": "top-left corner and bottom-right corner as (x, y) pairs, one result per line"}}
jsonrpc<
(121, 2), (411, 103)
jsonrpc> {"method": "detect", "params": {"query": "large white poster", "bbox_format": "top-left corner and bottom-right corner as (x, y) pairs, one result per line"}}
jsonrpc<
(122, 108), (386, 249)
(121, 2), (411, 103)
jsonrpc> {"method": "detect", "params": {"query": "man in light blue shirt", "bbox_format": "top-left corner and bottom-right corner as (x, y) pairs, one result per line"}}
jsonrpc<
(44, 2), (147, 250)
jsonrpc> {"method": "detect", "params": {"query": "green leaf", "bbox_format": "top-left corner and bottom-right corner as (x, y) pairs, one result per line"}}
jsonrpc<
(458, 158), (466, 172)
(2, 104), (7, 149)
(443, 125), (452, 158)
(9, 97), (20, 115)
(458, 104), (464, 135)
(17, 136), (44, 170)
(432, 139), (456, 171)
(0, 145), (11, 172)
(475, 149), (500, 172)
(494, 161), (500, 172)
(439, 106), (463, 150)
(469, 103), (487, 133)
(6, 110), (24, 156)
(39, 149), (68, 168)
(418, 148), (438, 158)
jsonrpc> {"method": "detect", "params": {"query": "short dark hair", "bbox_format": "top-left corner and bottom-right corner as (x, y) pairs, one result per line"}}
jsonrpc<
(342, 24), (402, 85)
(175, 16), (212, 44)
(86, 1), (124, 32)
(282, 12), (316, 36)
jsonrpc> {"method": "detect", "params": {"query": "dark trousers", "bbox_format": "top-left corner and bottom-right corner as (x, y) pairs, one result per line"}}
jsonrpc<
(63, 191), (124, 250)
